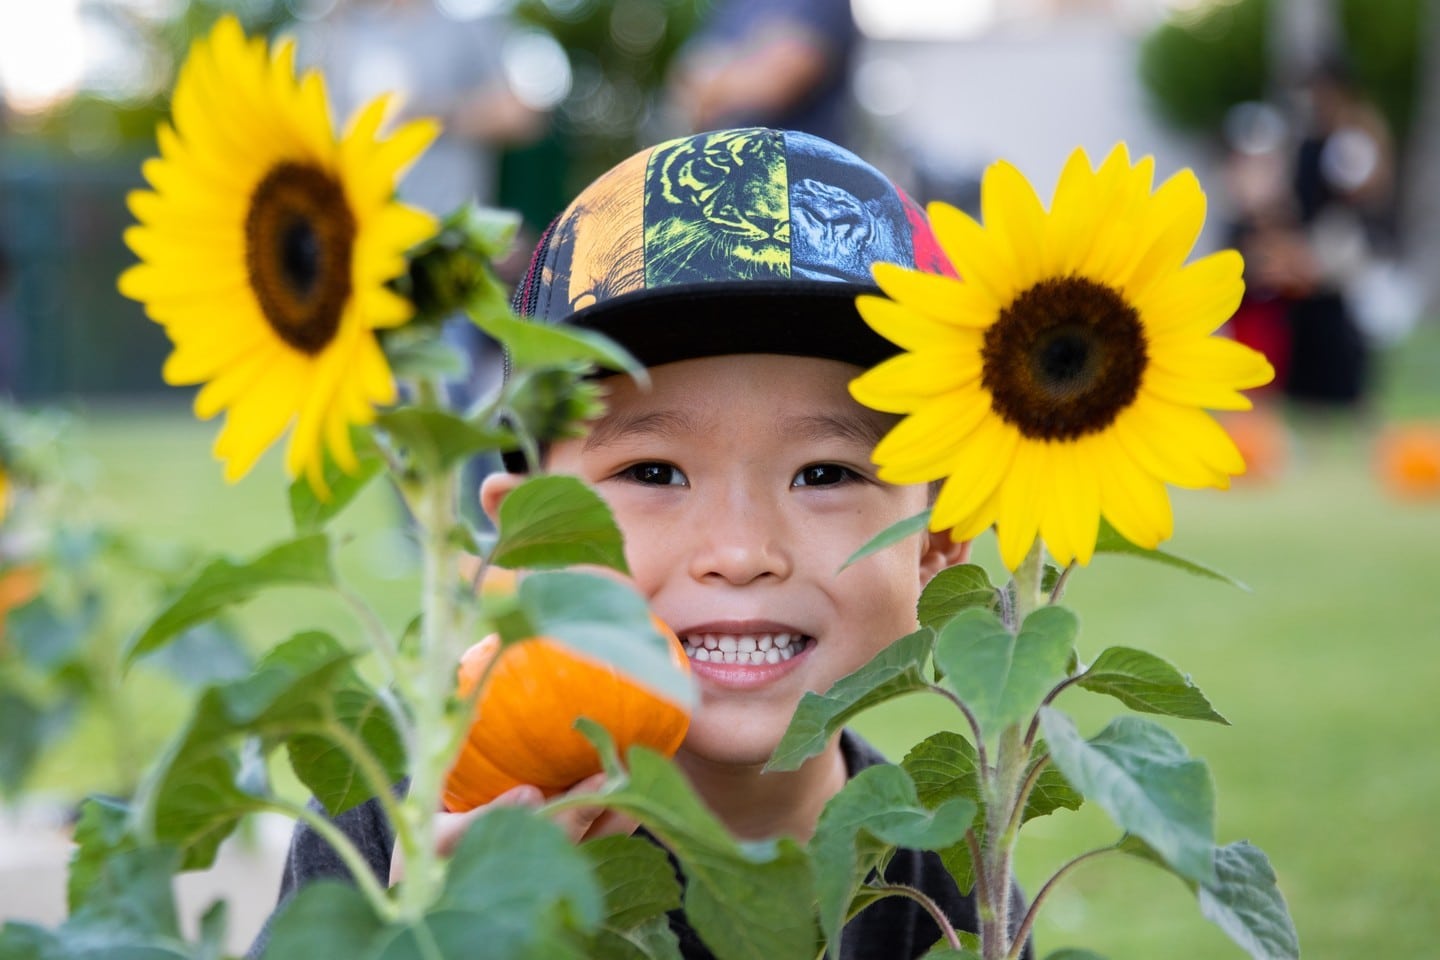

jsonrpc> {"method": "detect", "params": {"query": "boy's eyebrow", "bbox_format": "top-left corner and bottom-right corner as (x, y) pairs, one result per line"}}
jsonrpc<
(775, 412), (889, 448)
(582, 410), (712, 450)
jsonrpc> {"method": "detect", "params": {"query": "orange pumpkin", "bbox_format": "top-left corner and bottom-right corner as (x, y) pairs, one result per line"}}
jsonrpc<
(1376, 424), (1440, 499)
(442, 615), (691, 811)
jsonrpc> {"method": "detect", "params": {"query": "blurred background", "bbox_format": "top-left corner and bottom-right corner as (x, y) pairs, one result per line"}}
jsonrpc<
(1, 0), (1438, 957)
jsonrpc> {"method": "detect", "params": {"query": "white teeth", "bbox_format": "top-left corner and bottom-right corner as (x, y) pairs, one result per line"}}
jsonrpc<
(681, 634), (809, 666)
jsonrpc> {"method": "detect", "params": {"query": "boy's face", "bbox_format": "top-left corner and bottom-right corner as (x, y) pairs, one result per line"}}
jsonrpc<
(487, 354), (960, 768)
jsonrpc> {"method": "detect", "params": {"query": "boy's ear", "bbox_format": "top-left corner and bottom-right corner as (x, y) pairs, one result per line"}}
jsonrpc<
(479, 471), (526, 526)
(919, 528), (971, 584)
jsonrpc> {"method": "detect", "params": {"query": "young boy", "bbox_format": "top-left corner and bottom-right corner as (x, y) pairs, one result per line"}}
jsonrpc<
(252, 127), (1030, 959)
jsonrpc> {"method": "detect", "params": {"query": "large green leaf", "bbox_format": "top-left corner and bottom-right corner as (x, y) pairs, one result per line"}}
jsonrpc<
(901, 732), (983, 896)
(126, 536), (335, 665)
(810, 764), (975, 950)
(513, 572), (695, 709)
(376, 407), (515, 475)
(1076, 647), (1228, 724)
(934, 607), (1076, 743)
(471, 309), (643, 379)
(767, 630), (935, 772)
(1040, 709), (1215, 884)
(588, 917), (683, 960)
(839, 510), (932, 572)
(1198, 841), (1300, 960)
(133, 632), (405, 868)
(492, 475), (629, 573)
(574, 725), (820, 960)
(435, 805), (604, 954)
(288, 432), (386, 533)
(1118, 837), (1298, 960)
(1094, 520), (1247, 590)
(1022, 748), (1084, 823)
(916, 565), (1000, 630)
(582, 835), (683, 930)
(262, 882), (388, 960)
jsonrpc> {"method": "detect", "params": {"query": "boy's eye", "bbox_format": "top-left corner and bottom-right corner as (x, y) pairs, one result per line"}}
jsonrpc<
(620, 462), (688, 486)
(793, 464), (858, 487)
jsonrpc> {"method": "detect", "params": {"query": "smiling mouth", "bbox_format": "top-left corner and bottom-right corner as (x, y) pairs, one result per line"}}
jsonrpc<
(680, 632), (814, 666)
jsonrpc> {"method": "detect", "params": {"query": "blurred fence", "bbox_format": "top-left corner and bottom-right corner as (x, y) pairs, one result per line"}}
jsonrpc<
(1, 154), (171, 401)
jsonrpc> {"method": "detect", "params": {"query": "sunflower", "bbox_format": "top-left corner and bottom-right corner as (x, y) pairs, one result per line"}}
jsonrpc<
(851, 144), (1273, 569)
(119, 16), (438, 492)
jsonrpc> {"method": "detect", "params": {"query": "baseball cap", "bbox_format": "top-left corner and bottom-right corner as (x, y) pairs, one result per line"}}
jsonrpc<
(511, 126), (956, 370)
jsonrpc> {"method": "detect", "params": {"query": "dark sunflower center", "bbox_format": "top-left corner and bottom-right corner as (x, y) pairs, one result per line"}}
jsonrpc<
(981, 277), (1148, 441)
(245, 163), (355, 355)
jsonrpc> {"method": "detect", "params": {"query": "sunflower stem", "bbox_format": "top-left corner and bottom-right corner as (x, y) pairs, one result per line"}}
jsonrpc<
(392, 377), (466, 923)
(1011, 539), (1047, 627)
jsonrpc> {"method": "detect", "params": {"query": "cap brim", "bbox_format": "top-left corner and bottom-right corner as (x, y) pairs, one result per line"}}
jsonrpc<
(566, 281), (900, 371)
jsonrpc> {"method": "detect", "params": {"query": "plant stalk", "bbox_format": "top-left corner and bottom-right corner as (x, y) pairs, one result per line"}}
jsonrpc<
(393, 377), (465, 923)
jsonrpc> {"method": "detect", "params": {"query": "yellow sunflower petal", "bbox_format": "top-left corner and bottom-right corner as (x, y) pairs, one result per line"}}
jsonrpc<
(871, 262), (997, 327)
(856, 295), (989, 357)
(870, 388), (993, 483)
(927, 201), (1024, 307)
(1135, 249), (1245, 340)
(1142, 367), (1255, 411)
(1122, 168), (1206, 302)
(928, 416), (1018, 532)
(995, 440), (1047, 570)
(1149, 335), (1275, 391)
(851, 350), (982, 410)
(1095, 432), (1174, 548)
(981, 160), (1047, 291)
(1039, 439), (1101, 566)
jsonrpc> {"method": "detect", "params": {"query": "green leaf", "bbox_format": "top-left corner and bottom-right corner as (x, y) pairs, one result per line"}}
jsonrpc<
(376, 407), (515, 475)
(901, 733), (982, 894)
(1077, 647), (1228, 724)
(473, 309), (644, 380)
(68, 796), (136, 912)
(385, 336), (469, 380)
(150, 622), (254, 687)
(438, 805), (604, 952)
(917, 564), (1000, 630)
(568, 736), (820, 960)
(1197, 841), (1299, 960)
(921, 949), (982, 959)
(1095, 520), (1248, 590)
(1023, 748), (1084, 822)
(840, 509), (932, 572)
(767, 630), (935, 772)
(134, 632), (405, 867)
(810, 764), (975, 948)
(582, 835), (682, 930)
(515, 572), (695, 709)
(934, 607), (1076, 743)
(589, 916), (683, 960)
(126, 535), (335, 665)
(288, 432), (386, 533)
(263, 882), (388, 960)
(492, 475), (629, 574)
(1039, 709), (1215, 884)
(56, 846), (188, 956)
(0, 689), (45, 797)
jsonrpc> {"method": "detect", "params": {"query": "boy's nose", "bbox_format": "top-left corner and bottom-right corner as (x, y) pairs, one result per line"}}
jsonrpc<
(686, 497), (793, 586)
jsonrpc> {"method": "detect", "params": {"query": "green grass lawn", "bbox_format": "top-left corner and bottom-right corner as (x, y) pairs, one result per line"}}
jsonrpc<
(20, 325), (1440, 959)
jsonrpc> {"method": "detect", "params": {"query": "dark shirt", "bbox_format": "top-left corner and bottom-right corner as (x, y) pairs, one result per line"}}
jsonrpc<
(248, 730), (1032, 959)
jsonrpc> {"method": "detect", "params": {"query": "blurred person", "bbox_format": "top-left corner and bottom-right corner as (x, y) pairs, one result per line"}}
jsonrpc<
(667, 0), (858, 146)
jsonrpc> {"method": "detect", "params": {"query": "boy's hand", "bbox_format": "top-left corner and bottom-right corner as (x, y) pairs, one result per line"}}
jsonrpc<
(388, 775), (637, 886)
